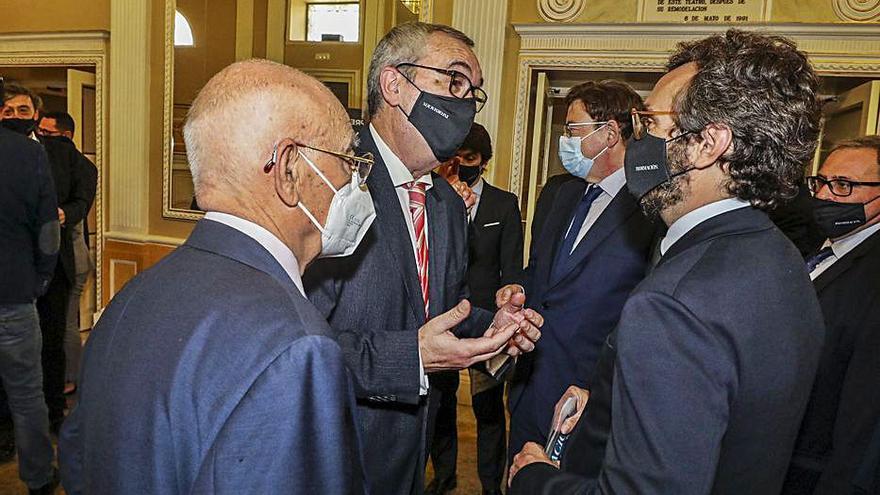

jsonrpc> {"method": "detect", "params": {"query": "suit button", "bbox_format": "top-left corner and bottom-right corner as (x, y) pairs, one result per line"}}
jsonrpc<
(541, 302), (550, 310)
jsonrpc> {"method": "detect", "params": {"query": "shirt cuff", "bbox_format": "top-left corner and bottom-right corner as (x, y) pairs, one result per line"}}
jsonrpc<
(418, 346), (429, 395)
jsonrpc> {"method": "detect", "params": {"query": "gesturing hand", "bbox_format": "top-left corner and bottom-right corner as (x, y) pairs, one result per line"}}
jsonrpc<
(508, 442), (558, 487)
(491, 291), (543, 357)
(419, 300), (518, 373)
(554, 386), (590, 435)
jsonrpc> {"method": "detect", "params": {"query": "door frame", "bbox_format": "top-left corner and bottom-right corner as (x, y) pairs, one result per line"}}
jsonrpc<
(0, 31), (110, 316)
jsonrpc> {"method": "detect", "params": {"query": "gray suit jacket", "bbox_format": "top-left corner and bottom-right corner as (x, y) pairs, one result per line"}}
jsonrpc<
(304, 128), (494, 495)
(60, 220), (365, 494)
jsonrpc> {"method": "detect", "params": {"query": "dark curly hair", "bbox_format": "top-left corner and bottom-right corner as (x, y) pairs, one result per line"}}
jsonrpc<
(564, 80), (645, 141)
(458, 122), (493, 163)
(668, 29), (822, 210)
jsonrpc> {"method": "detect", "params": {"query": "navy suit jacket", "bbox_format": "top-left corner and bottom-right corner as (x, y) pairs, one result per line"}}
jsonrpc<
(509, 178), (655, 443)
(303, 128), (494, 495)
(785, 228), (880, 494)
(60, 220), (365, 495)
(512, 206), (826, 495)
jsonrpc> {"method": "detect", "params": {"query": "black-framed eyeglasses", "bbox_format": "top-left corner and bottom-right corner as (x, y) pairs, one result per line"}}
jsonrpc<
(807, 175), (880, 197)
(395, 63), (488, 113)
(263, 141), (373, 188)
(631, 108), (679, 140)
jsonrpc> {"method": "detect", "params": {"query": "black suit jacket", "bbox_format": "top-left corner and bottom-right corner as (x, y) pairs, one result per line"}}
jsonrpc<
(785, 228), (880, 494)
(530, 173), (580, 242)
(513, 206), (825, 495)
(467, 180), (523, 310)
(304, 128), (494, 495)
(39, 135), (97, 286)
(0, 128), (58, 303)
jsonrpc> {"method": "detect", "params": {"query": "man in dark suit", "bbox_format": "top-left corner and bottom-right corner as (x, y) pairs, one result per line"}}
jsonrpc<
(304, 23), (543, 495)
(0, 96), (61, 493)
(509, 29), (826, 494)
(783, 135), (880, 494)
(60, 60), (368, 494)
(499, 80), (655, 460)
(426, 123), (524, 495)
(1, 85), (96, 431)
(38, 111), (99, 397)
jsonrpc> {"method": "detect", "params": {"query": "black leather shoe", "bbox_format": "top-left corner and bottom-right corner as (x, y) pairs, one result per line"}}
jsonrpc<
(425, 476), (457, 495)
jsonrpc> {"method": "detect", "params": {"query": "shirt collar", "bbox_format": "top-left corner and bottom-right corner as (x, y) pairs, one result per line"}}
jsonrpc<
(203, 211), (305, 297)
(660, 197), (751, 255)
(594, 166), (626, 197)
(369, 124), (433, 190)
(471, 177), (484, 198)
(824, 221), (880, 260)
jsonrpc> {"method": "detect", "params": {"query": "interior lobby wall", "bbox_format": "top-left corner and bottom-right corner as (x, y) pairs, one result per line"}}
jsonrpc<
(1, 0), (110, 32)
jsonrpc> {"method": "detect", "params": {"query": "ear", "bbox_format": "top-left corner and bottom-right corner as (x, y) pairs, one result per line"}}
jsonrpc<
(604, 120), (621, 148)
(379, 66), (404, 108)
(273, 138), (301, 207)
(691, 123), (733, 169)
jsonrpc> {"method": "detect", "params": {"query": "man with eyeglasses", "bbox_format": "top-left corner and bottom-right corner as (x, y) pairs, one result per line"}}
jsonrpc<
(783, 135), (880, 494)
(304, 22), (543, 495)
(497, 80), (656, 467)
(509, 29), (825, 495)
(60, 60), (369, 494)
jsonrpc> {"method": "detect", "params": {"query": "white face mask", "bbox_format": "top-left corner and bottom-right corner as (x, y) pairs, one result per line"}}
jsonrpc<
(296, 150), (376, 258)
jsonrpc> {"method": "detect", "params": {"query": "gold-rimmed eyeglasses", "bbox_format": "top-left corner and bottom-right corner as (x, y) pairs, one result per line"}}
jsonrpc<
(631, 108), (678, 140)
(263, 141), (374, 188)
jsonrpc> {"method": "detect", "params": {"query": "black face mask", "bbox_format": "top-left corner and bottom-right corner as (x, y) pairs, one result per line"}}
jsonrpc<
(402, 90), (476, 163)
(812, 195), (880, 239)
(1, 117), (37, 136)
(624, 132), (694, 199)
(457, 165), (482, 186)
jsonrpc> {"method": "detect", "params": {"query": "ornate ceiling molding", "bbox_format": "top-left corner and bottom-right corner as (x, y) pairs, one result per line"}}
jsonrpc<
(833, 0), (880, 22)
(537, 0), (587, 23)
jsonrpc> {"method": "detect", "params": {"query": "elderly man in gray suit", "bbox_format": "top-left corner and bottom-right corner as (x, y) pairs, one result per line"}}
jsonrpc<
(60, 60), (384, 494)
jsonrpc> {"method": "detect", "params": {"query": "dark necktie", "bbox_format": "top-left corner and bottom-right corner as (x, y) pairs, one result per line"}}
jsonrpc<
(552, 184), (603, 279)
(806, 245), (834, 273)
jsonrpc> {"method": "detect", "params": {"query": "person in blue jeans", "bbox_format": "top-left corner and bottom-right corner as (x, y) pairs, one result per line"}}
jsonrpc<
(0, 110), (61, 494)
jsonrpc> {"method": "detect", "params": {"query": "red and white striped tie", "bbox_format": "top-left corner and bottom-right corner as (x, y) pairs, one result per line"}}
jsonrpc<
(406, 181), (430, 318)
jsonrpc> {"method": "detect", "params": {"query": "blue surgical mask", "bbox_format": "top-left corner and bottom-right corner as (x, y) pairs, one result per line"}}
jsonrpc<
(558, 123), (609, 178)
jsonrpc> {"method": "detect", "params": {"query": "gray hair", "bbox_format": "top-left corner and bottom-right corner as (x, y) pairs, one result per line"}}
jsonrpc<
(366, 22), (474, 117)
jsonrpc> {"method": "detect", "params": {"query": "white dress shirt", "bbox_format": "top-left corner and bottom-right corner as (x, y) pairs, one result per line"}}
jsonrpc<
(369, 124), (431, 395)
(660, 197), (752, 256)
(470, 177), (484, 222)
(810, 222), (880, 280)
(204, 211), (306, 297)
(564, 167), (627, 253)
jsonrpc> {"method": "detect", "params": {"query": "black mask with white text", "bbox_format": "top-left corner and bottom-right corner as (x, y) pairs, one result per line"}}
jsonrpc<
(402, 90), (476, 163)
(812, 195), (880, 239)
(624, 132), (695, 199)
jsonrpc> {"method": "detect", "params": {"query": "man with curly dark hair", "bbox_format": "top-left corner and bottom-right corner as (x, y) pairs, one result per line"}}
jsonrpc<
(508, 29), (826, 495)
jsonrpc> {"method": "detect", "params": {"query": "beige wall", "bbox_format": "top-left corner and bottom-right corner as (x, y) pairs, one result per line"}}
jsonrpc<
(1, 0), (110, 32)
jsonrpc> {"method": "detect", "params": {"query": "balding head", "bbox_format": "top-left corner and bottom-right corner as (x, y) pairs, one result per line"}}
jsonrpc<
(184, 59), (353, 210)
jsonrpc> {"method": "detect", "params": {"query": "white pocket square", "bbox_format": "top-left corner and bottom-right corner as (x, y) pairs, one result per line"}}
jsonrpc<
(482, 221), (501, 227)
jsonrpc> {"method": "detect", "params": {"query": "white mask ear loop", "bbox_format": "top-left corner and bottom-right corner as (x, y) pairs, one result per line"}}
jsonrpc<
(578, 122), (608, 143)
(299, 149), (340, 194)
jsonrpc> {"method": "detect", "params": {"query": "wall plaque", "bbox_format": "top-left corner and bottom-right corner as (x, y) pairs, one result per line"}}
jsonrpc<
(638, 0), (769, 23)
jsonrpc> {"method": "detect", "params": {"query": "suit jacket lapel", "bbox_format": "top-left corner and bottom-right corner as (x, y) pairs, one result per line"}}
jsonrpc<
(472, 182), (494, 228)
(427, 175), (452, 319)
(814, 229), (880, 293)
(360, 129), (426, 325)
(549, 190), (639, 288)
(540, 180), (586, 289)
